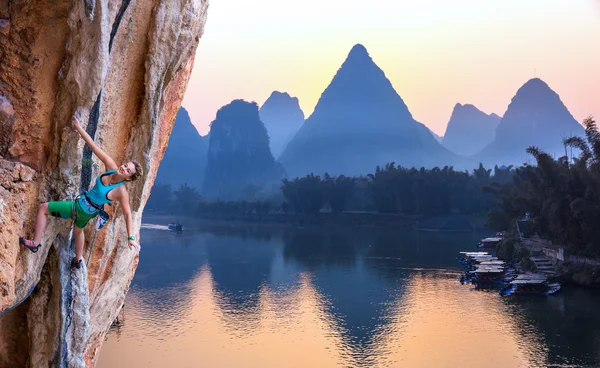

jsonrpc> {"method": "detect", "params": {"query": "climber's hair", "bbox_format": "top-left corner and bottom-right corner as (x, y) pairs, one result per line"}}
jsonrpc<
(128, 161), (143, 182)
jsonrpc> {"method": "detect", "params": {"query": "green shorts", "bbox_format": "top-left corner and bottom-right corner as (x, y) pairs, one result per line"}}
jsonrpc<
(48, 200), (98, 229)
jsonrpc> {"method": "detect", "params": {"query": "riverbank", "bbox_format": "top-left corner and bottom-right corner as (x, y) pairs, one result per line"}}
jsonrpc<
(497, 236), (600, 289)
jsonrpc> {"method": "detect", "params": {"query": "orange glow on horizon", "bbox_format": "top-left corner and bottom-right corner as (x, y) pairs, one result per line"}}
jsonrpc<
(182, 0), (600, 137)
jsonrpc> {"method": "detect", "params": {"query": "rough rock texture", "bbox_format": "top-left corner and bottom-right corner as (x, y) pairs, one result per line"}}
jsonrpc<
(0, 0), (209, 367)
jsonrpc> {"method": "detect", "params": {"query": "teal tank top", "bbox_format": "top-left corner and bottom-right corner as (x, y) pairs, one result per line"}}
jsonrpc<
(78, 170), (125, 215)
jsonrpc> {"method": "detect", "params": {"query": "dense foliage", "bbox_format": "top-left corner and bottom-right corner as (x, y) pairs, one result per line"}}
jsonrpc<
(145, 183), (202, 216)
(149, 164), (511, 217)
(484, 117), (600, 256)
(278, 164), (514, 216)
(281, 174), (356, 214)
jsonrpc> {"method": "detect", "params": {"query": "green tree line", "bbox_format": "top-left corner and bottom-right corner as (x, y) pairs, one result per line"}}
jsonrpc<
(279, 166), (512, 215)
(484, 117), (600, 256)
(147, 164), (512, 217)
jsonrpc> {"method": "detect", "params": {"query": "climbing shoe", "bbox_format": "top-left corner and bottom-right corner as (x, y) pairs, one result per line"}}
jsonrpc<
(19, 237), (41, 253)
(71, 258), (83, 270)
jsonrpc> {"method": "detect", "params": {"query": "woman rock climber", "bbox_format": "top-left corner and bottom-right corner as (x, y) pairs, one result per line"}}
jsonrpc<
(19, 113), (142, 269)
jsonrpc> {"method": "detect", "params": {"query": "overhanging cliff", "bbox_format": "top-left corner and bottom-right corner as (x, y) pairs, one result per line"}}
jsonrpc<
(0, 1), (208, 366)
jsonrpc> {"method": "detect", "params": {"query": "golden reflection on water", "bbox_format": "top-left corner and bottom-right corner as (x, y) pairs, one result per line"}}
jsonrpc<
(99, 266), (346, 367)
(372, 271), (543, 368)
(98, 263), (551, 368)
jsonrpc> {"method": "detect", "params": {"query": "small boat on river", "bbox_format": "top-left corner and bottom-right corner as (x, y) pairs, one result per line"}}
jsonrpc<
(168, 222), (183, 232)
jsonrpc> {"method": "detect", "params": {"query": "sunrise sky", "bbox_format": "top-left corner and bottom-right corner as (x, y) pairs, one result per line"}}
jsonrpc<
(181, 0), (600, 137)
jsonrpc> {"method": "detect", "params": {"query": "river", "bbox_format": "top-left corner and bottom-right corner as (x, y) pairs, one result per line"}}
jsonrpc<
(97, 217), (600, 368)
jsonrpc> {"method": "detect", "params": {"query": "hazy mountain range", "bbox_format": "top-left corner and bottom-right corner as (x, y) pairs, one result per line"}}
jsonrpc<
(154, 107), (207, 190)
(154, 46), (586, 199)
(202, 99), (284, 199)
(429, 129), (443, 143)
(474, 78), (584, 167)
(442, 104), (501, 157)
(259, 91), (305, 159)
(279, 44), (455, 177)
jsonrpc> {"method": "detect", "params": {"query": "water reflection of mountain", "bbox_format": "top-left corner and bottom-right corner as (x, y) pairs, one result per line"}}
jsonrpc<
(103, 224), (600, 367)
(206, 235), (278, 329)
(312, 266), (408, 365)
(282, 228), (408, 364)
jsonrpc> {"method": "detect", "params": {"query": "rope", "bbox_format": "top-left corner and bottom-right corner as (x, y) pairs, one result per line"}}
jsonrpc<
(87, 226), (98, 266)
(0, 283), (38, 318)
(65, 214), (76, 332)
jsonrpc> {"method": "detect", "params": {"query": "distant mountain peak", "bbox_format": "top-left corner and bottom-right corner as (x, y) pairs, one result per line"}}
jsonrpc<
(512, 78), (559, 103)
(454, 103), (479, 112)
(441, 103), (500, 157)
(259, 91), (305, 158)
(153, 107), (208, 190)
(340, 43), (377, 72)
(279, 44), (452, 176)
(475, 77), (584, 165)
(271, 91), (290, 97)
(451, 103), (492, 117)
(203, 99), (283, 199)
(266, 91), (298, 104)
(521, 77), (548, 89)
(263, 91), (300, 108)
(348, 43), (369, 57)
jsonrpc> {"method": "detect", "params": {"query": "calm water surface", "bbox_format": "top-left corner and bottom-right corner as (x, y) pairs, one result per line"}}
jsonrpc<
(97, 218), (600, 368)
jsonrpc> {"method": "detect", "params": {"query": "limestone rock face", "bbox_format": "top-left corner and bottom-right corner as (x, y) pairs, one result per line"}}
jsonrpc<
(0, 1), (209, 367)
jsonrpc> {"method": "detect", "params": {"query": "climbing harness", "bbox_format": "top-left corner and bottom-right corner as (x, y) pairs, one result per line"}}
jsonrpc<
(72, 193), (112, 266)
(65, 193), (112, 332)
(86, 207), (109, 266)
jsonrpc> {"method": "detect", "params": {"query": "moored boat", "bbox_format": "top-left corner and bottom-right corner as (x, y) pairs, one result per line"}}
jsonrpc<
(469, 265), (516, 286)
(458, 253), (499, 268)
(499, 274), (561, 296)
(477, 237), (502, 248)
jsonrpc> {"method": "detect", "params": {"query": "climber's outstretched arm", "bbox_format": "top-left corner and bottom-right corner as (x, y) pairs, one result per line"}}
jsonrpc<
(117, 189), (140, 251)
(72, 115), (118, 171)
